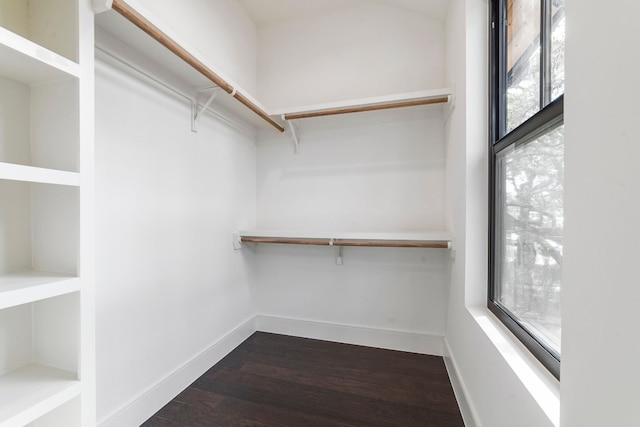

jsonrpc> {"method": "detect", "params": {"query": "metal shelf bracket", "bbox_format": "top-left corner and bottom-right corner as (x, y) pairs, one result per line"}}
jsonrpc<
(232, 232), (242, 250)
(443, 88), (456, 124)
(191, 87), (220, 132)
(283, 115), (301, 154)
(335, 245), (344, 265)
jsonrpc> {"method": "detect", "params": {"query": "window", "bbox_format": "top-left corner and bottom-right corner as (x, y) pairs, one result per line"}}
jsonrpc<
(489, 0), (565, 379)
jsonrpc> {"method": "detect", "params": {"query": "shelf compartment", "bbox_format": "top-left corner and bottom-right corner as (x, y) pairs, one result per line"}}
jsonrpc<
(0, 26), (80, 85)
(0, 293), (79, 382)
(0, 74), (79, 173)
(0, 163), (80, 186)
(0, 272), (80, 311)
(238, 230), (452, 249)
(0, 0), (78, 63)
(0, 180), (79, 277)
(0, 364), (80, 427)
(0, 296), (80, 425)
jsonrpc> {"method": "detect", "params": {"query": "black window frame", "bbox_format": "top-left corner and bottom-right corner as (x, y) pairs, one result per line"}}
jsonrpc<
(488, 0), (564, 380)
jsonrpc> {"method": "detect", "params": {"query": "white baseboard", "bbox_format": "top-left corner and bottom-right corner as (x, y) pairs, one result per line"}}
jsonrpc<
(443, 338), (482, 427)
(98, 316), (256, 427)
(98, 315), (444, 427)
(256, 314), (444, 356)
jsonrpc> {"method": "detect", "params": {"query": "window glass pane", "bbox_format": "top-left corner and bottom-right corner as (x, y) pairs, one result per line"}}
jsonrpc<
(495, 124), (563, 355)
(551, 1), (565, 100)
(507, 0), (541, 132)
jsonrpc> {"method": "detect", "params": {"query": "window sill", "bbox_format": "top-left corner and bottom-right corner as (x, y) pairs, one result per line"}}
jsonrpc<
(467, 305), (560, 427)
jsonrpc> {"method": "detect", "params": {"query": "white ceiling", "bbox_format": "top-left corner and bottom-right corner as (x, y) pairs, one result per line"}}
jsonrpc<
(237, 0), (450, 25)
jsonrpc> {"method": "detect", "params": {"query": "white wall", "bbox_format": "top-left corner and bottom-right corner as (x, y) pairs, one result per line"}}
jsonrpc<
(253, 243), (449, 353)
(256, 2), (445, 109)
(443, 1), (558, 426)
(90, 0), (640, 425)
(94, 2), (261, 424)
(133, 0), (258, 95)
(253, 108), (448, 351)
(257, 109), (446, 232)
(94, 57), (257, 426)
(442, 1), (640, 426)
(248, 1), (449, 354)
(561, 0), (640, 425)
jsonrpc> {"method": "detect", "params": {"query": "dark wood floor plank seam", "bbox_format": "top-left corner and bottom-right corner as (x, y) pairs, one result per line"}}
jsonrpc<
(233, 348), (449, 378)
(213, 349), (451, 380)
(214, 394), (360, 427)
(214, 348), (452, 387)
(246, 333), (439, 363)
(235, 339), (447, 374)
(192, 369), (461, 426)
(235, 360), (461, 413)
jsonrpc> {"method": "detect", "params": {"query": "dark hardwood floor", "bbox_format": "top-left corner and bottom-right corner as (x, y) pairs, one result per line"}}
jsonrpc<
(142, 332), (465, 426)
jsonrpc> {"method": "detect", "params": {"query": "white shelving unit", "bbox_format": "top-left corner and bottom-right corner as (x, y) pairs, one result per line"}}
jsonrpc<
(0, 0), (94, 425)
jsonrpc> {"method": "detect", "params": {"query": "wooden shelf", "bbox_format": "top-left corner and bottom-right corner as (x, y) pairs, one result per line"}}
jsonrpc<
(237, 230), (452, 249)
(0, 27), (80, 85)
(0, 163), (80, 187)
(95, 2), (284, 132)
(273, 89), (452, 120)
(0, 272), (80, 310)
(0, 364), (80, 427)
(94, 3), (450, 134)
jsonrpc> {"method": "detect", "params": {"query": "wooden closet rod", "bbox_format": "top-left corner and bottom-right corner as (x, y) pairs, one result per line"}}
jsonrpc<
(240, 237), (331, 246)
(283, 96), (450, 120)
(335, 240), (449, 249)
(111, 0), (285, 133)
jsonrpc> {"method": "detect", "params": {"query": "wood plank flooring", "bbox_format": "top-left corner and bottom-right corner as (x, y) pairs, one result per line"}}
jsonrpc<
(142, 332), (465, 426)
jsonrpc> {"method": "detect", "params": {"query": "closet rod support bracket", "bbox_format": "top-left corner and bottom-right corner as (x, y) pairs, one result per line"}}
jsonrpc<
(192, 87), (220, 132)
(335, 245), (343, 265)
(443, 88), (456, 124)
(283, 115), (301, 154)
(232, 232), (242, 250)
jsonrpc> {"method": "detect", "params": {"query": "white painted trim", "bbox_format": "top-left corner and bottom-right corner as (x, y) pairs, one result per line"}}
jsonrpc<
(443, 339), (482, 427)
(98, 315), (444, 426)
(98, 316), (256, 427)
(255, 314), (443, 356)
(468, 307), (560, 426)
